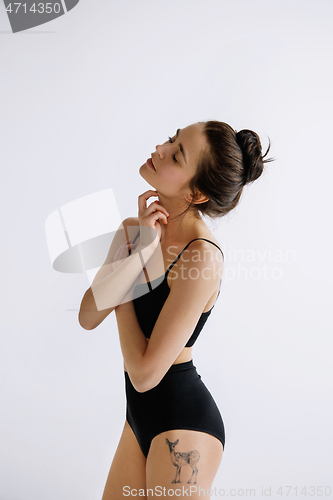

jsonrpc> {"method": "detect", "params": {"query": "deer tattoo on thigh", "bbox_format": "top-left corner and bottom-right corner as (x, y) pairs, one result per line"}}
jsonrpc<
(166, 438), (200, 484)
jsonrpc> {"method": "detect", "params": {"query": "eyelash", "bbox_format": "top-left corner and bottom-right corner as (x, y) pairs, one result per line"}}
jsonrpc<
(168, 136), (178, 163)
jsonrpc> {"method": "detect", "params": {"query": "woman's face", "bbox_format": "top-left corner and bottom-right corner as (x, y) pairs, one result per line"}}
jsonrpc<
(139, 122), (207, 201)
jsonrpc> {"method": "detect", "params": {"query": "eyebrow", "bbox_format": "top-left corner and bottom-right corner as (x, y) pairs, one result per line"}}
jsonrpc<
(176, 128), (187, 164)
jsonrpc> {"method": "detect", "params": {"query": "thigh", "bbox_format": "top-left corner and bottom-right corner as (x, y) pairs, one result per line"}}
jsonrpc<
(146, 429), (223, 499)
(101, 420), (147, 500)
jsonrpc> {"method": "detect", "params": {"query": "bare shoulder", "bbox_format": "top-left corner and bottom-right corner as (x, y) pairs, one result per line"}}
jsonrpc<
(122, 216), (139, 227)
(192, 223), (224, 261)
(167, 237), (223, 292)
(122, 217), (140, 241)
(182, 238), (224, 269)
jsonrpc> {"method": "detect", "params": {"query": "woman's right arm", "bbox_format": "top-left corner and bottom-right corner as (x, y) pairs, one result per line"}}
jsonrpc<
(78, 190), (169, 330)
(78, 218), (151, 330)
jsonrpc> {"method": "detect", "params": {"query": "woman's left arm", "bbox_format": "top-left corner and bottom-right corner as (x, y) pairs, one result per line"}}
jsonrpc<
(115, 240), (223, 392)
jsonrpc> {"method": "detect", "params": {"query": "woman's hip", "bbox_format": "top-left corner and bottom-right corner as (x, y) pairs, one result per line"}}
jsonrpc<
(125, 360), (224, 430)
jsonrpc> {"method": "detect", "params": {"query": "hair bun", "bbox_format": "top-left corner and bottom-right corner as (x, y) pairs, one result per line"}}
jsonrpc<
(236, 129), (270, 185)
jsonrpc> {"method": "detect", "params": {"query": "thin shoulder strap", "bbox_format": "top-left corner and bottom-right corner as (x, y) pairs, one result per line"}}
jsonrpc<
(166, 238), (224, 276)
(132, 229), (140, 244)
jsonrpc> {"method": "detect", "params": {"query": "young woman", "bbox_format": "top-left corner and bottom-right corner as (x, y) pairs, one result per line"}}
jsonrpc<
(79, 121), (271, 499)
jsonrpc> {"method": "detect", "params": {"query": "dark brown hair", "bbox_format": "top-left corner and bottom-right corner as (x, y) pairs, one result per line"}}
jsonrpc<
(188, 121), (273, 218)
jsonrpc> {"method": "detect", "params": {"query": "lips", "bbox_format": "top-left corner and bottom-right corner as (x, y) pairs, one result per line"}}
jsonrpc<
(147, 157), (156, 171)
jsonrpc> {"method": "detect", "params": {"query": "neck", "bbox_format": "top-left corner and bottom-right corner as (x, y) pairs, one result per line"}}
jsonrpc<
(156, 195), (201, 243)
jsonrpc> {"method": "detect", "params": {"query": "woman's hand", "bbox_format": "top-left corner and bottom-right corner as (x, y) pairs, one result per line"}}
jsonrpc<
(137, 190), (169, 250)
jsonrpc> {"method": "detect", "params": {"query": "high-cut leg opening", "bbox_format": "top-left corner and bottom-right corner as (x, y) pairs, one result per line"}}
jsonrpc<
(150, 427), (225, 450)
(125, 418), (149, 458)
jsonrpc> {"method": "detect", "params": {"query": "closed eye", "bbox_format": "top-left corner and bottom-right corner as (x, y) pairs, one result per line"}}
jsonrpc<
(168, 136), (178, 163)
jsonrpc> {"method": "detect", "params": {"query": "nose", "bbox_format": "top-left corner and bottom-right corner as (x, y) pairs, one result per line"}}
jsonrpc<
(155, 144), (164, 158)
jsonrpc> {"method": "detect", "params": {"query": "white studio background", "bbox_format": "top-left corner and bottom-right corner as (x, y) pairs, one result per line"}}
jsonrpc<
(1, 1), (332, 499)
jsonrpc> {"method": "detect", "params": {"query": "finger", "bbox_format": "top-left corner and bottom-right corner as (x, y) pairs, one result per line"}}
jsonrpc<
(143, 201), (169, 218)
(138, 190), (159, 213)
(138, 192), (158, 214)
(143, 210), (168, 225)
(139, 189), (158, 198)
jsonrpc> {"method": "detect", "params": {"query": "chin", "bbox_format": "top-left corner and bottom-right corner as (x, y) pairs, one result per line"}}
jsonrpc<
(139, 164), (156, 188)
(139, 163), (147, 180)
